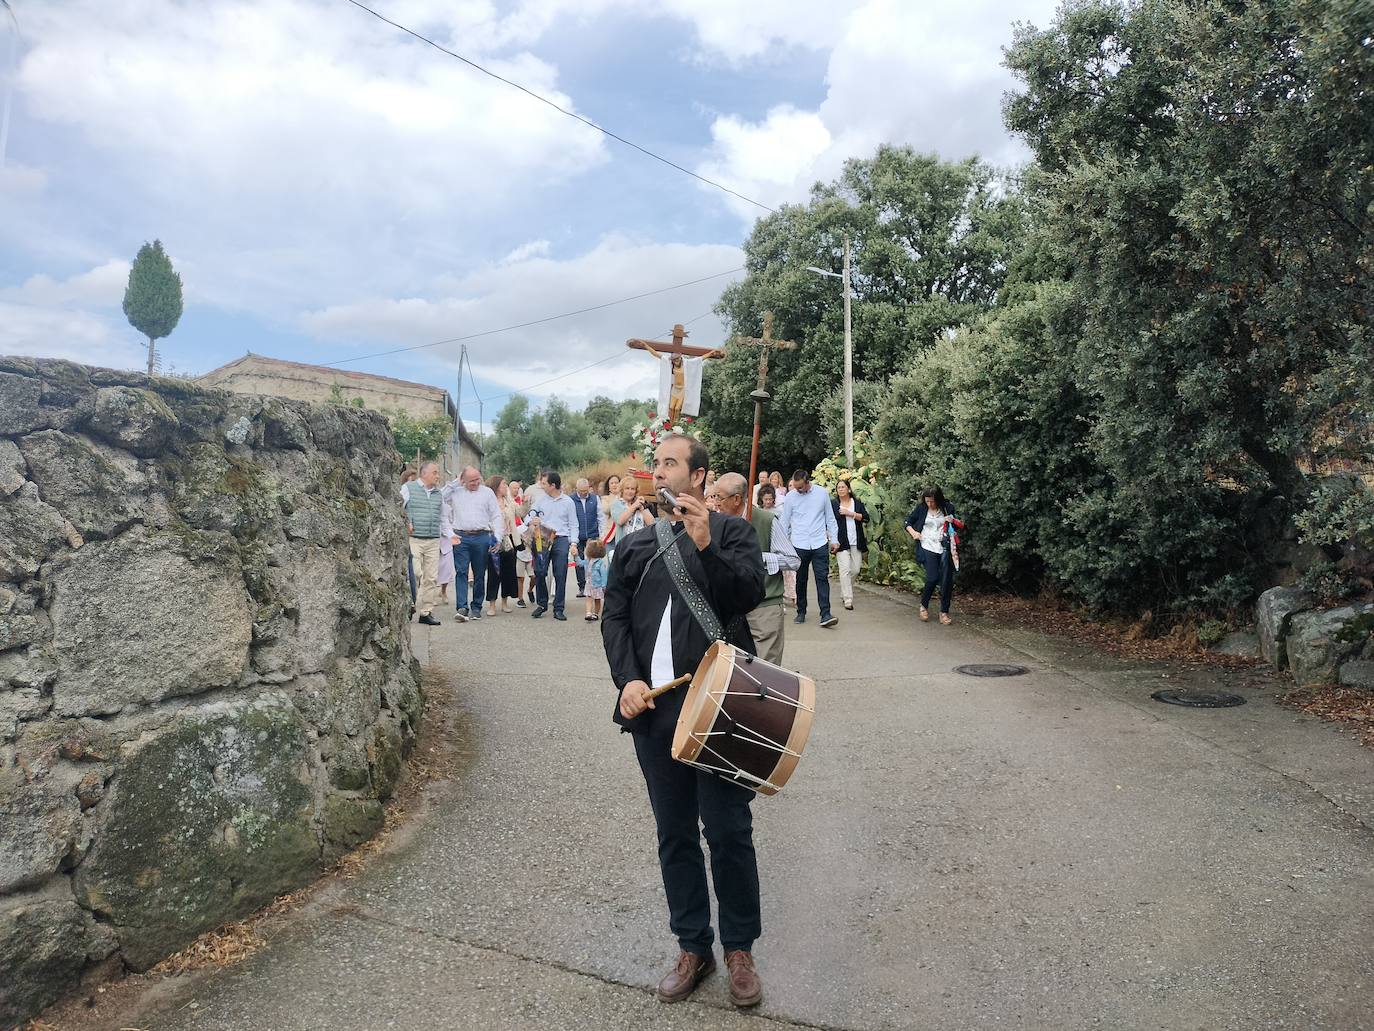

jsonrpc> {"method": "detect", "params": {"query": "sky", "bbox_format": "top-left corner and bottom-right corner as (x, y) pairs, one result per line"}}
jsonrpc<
(0, 0), (1059, 432)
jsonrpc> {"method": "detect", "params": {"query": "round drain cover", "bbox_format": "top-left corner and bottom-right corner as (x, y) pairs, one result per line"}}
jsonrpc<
(955, 664), (1030, 677)
(1150, 689), (1246, 708)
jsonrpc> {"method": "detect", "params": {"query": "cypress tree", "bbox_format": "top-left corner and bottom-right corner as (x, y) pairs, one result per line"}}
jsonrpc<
(122, 240), (183, 376)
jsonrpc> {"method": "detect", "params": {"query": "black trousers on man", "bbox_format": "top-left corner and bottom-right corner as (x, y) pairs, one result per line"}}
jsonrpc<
(633, 730), (761, 956)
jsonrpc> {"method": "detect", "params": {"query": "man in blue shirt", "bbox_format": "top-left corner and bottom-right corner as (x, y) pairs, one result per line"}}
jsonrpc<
(526, 471), (579, 621)
(779, 469), (840, 628)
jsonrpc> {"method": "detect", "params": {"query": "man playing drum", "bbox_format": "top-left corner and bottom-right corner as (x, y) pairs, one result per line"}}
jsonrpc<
(601, 435), (767, 1007)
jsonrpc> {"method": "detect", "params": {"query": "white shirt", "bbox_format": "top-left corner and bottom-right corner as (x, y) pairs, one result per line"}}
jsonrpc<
(838, 504), (859, 548)
(650, 598), (674, 689)
(443, 482), (504, 538)
(920, 510), (948, 554)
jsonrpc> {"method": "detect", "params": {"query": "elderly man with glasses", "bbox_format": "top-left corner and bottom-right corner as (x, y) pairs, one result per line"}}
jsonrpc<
(714, 472), (800, 664)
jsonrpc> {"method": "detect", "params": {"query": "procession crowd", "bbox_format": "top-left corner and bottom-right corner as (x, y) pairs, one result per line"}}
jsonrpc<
(399, 457), (964, 652)
(399, 439), (963, 1009)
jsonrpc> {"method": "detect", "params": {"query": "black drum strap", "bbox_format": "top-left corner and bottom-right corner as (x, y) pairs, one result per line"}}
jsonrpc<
(653, 518), (723, 643)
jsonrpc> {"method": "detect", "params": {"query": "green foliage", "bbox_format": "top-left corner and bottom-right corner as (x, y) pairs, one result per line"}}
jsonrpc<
(327, 383), (367, 408)
(480, 393), (650, 480)
(1295, 477), (1374, 550)
(864, 0), (1372, 614)
(1298, 562), (1362, 607)
(698, 146), (1028, 474)
(1004, 0), (1373, 518)
(876, 272), (1265, 613)
(1335, 612), (1374, 646)
(1195, 620), (1228, 646)
(386, 409), (455, 463)
(808, 431), (924, 593)
(122, 240), (183, 344)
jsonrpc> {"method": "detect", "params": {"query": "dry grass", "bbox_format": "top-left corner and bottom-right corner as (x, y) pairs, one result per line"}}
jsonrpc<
(149, 920), (266, 976)
(957, 589), (1260, 668)
(561, 454), (639, 494)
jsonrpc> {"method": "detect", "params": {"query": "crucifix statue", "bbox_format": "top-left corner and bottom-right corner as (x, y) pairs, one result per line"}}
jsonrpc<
(731, 312), (798, 516)
(626, 323), (725, 424)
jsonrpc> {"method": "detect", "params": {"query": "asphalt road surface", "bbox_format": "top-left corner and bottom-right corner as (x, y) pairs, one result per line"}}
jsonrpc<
(104, 582), (1374, 1030)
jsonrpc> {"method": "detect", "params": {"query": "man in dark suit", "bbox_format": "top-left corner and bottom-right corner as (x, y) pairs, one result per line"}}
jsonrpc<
(601, 435), (767, 1008)
(570, 477), (602, 597)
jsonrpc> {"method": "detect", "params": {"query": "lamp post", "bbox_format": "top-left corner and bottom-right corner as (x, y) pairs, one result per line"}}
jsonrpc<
(806, 232), (853, 467)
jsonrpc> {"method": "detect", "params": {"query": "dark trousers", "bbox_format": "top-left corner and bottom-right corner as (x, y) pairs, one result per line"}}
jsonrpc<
(407, 552), (416, 604)
(794, 546), (833, 620)
(633, 731), (760, 956)
(919, 548), (954, 613)
(574, 535), (591, 591)
(453, 533), (491, 612)
(485, 548), (519, 602)
(534, 537), (570, 614)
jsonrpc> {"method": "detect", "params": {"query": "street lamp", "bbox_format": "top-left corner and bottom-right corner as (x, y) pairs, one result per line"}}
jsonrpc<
(805, 231), (853, 467)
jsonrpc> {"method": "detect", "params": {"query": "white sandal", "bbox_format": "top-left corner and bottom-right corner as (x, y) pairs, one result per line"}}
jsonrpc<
(919, 607), (929, 622)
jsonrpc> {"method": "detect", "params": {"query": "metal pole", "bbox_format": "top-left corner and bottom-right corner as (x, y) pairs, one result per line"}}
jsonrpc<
(454, 344), (464, 477)
(746, 389), (768, 519)
(843, 232), (854, 467)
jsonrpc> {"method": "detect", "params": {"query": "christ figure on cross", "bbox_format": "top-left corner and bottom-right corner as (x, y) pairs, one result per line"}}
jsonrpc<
(626, 324), (724, 424)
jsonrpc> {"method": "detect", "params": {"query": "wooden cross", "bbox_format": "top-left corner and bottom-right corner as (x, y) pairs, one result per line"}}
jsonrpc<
(626, 323), (725, 360)
(626, 322), (725, 424)
(733, 311), (797, 391)
(730, 312), (798, 516)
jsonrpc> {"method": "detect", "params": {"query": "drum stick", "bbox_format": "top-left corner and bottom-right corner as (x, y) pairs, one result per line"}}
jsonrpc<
(647, 673), (692, 699)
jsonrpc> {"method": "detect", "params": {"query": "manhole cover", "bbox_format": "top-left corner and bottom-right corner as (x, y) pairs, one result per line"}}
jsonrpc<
(955, 664), (1030, 677)
(1151, 689), (1246, 708)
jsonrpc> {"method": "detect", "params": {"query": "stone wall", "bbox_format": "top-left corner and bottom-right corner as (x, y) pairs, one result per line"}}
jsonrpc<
(0, 358), (421, 1027)
(197, 353), (485, 475)
(1256, 586), (1374, 687)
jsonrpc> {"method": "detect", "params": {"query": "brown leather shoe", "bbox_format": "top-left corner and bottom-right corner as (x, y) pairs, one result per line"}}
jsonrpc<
(656, 950), (715, 1003)
(725, 949), (762, 1008)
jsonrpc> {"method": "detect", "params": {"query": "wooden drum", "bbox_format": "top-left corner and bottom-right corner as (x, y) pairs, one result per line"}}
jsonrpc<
(671, 641), (816, 796)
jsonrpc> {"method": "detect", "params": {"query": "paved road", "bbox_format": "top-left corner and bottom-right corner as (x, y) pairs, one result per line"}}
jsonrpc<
(117, 584), (1373, 1030)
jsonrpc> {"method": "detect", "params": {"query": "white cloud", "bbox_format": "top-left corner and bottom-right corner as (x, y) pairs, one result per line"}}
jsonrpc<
(0, 301), (146, 370)
(696, 105), (833, 218)
(501, 239), (553, 264)
(694, 0), (1060, 218)
(0, 163), (46, 194)
(9, 0), (609, 314)
(2, 259), (130, 308)
(302, 233), (743, 411)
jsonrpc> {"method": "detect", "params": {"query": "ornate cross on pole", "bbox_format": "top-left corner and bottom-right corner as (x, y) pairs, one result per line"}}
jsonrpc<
(731, 312), (798, 516)
(626, 323), (725, 425)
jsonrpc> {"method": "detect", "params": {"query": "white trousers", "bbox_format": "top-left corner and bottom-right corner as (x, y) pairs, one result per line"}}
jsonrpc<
(836, 547), (863, 604)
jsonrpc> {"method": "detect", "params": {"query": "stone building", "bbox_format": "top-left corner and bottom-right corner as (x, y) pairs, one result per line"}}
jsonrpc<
(198, 353), (483, 476)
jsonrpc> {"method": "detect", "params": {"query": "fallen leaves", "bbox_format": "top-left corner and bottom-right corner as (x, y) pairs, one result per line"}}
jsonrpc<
(1280, 684), (1374, 747)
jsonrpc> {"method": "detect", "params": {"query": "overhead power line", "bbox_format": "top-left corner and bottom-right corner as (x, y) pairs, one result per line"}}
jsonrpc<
(323, 266), (742, 368)
(343, 0), (777, 214)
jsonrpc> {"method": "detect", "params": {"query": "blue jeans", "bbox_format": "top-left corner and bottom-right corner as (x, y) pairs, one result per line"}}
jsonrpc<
(535, 537), (571, 614)
(919, 547), (954, 614)
(794, 546), (832, 620)
(454, 532), (492, 612)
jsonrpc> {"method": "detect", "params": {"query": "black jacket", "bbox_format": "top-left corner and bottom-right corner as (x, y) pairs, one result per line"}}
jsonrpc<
(832, 496), (870, 551)
(905, 503), (959, 555)
(601, 512), (764, 737)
